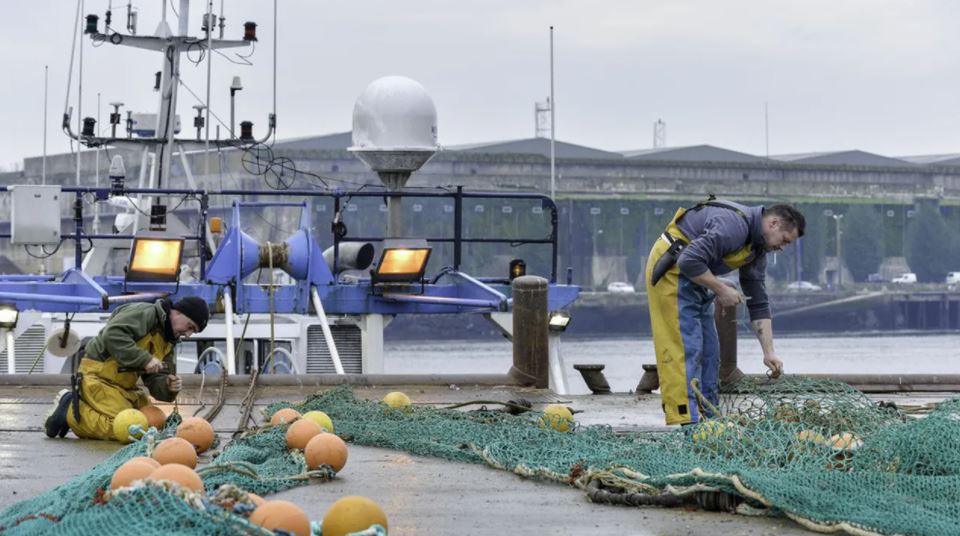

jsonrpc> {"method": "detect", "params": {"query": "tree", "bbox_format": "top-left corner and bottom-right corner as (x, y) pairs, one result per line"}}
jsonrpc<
(841, 205), (884, 282)
(905, 203), (960, 282)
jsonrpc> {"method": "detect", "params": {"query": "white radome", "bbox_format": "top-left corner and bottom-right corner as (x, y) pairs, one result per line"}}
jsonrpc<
(351, 76), (438, 152)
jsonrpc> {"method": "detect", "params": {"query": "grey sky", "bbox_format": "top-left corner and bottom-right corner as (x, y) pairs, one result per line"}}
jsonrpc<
(3, 0), (960, 169)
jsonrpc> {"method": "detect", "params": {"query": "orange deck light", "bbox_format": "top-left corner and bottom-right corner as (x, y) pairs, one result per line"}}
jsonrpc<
(126, 235), (185, 282)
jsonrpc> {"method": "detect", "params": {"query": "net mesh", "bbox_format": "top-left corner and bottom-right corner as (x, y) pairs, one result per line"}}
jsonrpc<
(2, 379), (958, 535)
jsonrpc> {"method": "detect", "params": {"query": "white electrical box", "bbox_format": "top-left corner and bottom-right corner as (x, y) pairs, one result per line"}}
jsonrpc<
(10, 185), (61, 245)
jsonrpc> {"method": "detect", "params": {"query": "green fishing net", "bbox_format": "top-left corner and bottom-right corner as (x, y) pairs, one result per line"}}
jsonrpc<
(3, 378), (958, 535)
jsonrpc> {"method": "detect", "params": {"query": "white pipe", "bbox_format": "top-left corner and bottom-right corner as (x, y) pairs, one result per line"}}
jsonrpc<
(6, 331), (15, 375)
(223, 292), (236, 375)
(548, 333), (568, 395)
(311, 286), (344, 375)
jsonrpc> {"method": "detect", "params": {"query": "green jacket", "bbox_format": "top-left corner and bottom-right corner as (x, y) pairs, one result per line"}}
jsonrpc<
(83, 300), (179, 402)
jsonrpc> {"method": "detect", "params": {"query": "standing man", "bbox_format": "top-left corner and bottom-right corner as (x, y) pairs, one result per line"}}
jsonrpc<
(44, 296), (209, 440)
(646, 199), (804, 425)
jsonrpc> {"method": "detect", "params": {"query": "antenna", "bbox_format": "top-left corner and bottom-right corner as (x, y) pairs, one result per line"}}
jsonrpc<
(653, 118), (666, 148)
(764, 101), (770, 158)
(42, 65), (48, 185)
(549, 25), (556, 201)
(534, 98), (551, 138)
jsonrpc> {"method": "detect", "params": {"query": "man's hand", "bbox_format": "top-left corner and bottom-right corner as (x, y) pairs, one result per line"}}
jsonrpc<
(145, 358), (164, 374)
(166, 374), (182, 393)
(715, 284), (745, 307)
(763, 355), (784, 378)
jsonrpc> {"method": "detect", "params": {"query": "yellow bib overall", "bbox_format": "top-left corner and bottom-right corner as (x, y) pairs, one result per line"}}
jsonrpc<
(646, 207), (754, 425)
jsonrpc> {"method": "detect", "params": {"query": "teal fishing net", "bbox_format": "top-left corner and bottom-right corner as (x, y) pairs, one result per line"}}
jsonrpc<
(3, 379), (958, 535)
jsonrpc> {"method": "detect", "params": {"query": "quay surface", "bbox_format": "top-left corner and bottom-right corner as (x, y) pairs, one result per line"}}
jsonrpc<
(0, 380), (947, 535)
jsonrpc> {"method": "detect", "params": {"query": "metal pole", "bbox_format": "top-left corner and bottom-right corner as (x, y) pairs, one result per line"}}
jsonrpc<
(311, 286), (344, 374)
(43, 65), (48, 186)
(223, 291), (236, 375)
(836, 214), (843, 288)
(549, 26), (556, 201)
(6, 331), (14, 375)
(76, 0), (85, 187)
(204, 0), (213, 178)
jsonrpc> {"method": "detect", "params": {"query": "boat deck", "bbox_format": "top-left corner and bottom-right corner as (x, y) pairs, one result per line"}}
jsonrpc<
(0, 380), (950, 535)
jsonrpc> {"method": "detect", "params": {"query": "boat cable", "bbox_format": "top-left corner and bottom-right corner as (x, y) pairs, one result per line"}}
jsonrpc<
(233, 244), (279, 435)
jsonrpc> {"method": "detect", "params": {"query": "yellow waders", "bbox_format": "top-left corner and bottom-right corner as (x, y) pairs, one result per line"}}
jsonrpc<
(646, 207), (754, 425)
(66, 332), (172, 441)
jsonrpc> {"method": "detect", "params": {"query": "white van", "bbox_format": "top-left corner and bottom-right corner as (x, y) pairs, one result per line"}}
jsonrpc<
(946, 272), (960, 285)
(892, 273), (917, 284)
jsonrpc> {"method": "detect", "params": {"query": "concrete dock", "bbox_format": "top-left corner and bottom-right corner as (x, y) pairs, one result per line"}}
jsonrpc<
(0, 380), (947, 535)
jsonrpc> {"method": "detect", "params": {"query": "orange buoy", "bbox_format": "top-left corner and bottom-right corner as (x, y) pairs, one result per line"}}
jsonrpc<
(153, 437), (198, 468)
(176, 417), (215, 453)
(128, 456), (161, 469)
(304, 432), (348, 473)
(149, 463), (204, 493)
(270, 408), (301, 426)
(322, 495), (388, 536)
(139, 405), (167, 430)
(110, 459), (156, 490)
(250, 500), (311, 536)
(286, 419), (323, 450)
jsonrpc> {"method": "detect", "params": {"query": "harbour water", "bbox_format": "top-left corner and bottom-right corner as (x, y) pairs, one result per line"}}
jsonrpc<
(384, 333), (960, 395)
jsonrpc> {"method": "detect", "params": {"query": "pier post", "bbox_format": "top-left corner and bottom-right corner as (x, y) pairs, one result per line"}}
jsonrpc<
(509, 275), (549, 388)
(717, 303), (743, 385)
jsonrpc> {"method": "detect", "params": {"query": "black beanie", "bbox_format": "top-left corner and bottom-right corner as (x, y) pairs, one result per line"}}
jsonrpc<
(172, 296), (209, 331)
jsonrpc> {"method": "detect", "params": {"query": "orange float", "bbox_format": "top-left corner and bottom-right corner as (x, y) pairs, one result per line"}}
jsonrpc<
(139, 405), (167, 430)
(110, 459), (156, 489)
(149, 463), (204, 493)
(176, 417), (215, 453)
(286, 419), (323, 450)
(250, 500), (311, 536)
(270, 408), (301, 426)
(152, 437), (198, 468)
(304, 432), (348, 472)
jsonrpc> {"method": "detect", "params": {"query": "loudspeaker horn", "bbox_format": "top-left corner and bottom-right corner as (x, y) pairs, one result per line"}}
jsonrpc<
(323, 242), (375, 274)
(46, 327), (81, 358)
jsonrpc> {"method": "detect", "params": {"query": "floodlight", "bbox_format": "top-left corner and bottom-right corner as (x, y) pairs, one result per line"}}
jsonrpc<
(548, 310), (571, 332)
(126, 235), (184, 282)
(509, 259), (526, 280)
(0, 304), (18, 330)
(372, 247), (431, 284)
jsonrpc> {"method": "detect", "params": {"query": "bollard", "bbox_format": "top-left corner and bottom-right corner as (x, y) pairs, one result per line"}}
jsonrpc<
(509, 275), (549, 388)
(574, 364), (612, 394)
(717, 303), (744, 385)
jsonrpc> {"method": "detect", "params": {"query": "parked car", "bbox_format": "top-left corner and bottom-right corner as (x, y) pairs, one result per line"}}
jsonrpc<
(891, 273), (917, 284)
(866, 273), (884, 283)
(786, 280), (822, 291)
(946, 272), (960, 285)
(607, 281), (636, 294)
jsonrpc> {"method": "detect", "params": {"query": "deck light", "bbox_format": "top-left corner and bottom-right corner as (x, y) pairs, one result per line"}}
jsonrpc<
(509, 259), (526, 280)
(372, 243), (431, 284)
(548, 310), (571, 332)
(126, 235), (184, 282)
(0, 304), (19, 330)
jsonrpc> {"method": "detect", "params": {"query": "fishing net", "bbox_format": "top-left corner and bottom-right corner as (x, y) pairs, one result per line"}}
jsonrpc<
(3, 378), (958, 535)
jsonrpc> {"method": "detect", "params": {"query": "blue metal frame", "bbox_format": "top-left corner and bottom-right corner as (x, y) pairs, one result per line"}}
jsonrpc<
(0, 185), (579, 316)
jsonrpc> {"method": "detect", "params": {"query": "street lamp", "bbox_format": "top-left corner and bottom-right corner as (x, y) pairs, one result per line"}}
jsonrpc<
(832, 213), (844, 288)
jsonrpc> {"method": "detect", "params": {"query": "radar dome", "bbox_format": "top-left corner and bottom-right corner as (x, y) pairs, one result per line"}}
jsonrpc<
(350, 76), (438, 174)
